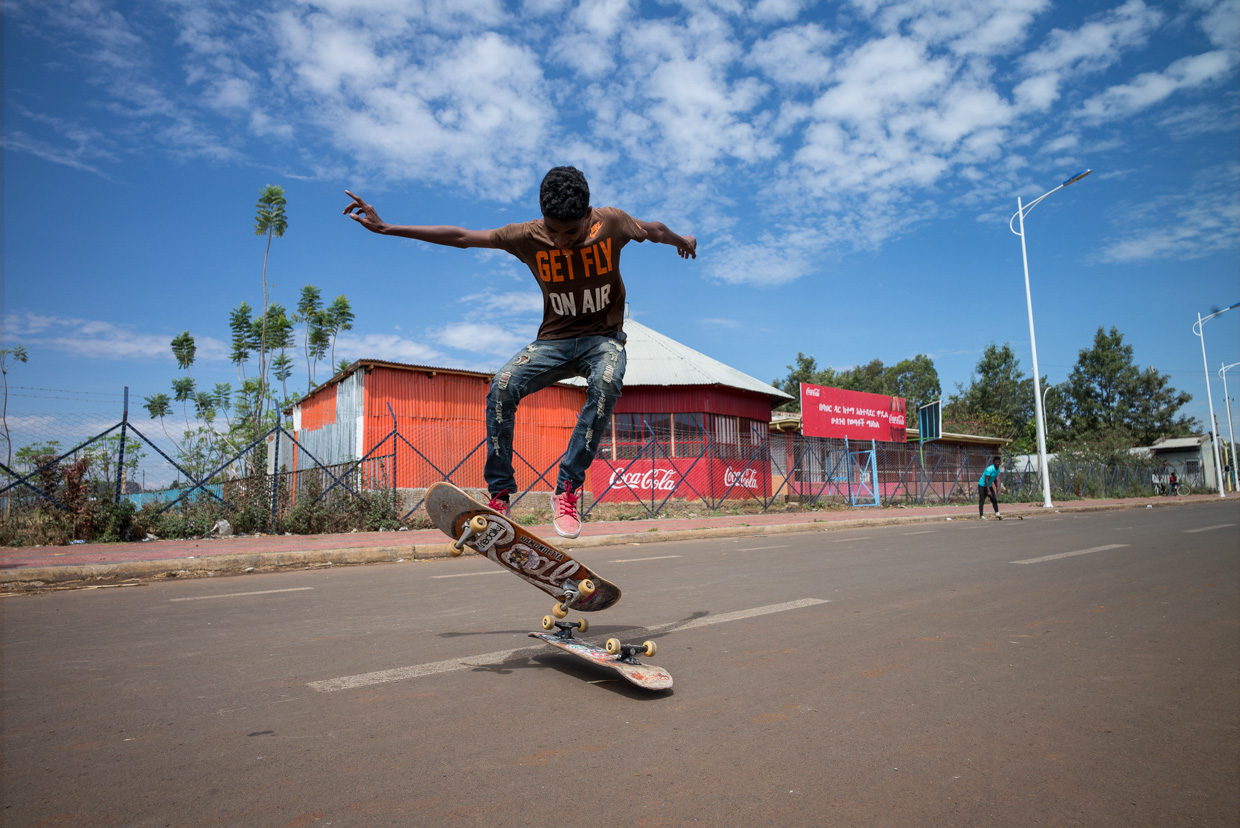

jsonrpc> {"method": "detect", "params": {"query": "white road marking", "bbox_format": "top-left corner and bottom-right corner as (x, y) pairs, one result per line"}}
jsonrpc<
(736, 545), (787, 552)
(308, 598), (830, 693)
(170, 587), (314, 602)
(1183, 524), (1236, 534)
(902, 531), (934, 536)
(431, 571), (507, 579)
(830, 536), (871, 542)
(611, 555), (682, 563)
(1011, 544), (1129, 565)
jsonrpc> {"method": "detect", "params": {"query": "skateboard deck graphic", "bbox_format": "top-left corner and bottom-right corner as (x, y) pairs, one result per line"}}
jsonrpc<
(530, 630), (672, 691)
(425, 482), (621, 612)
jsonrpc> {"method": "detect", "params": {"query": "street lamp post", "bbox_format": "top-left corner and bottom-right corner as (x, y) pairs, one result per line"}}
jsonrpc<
(1010, 169), (1092, 508)
(1220, 361), (1239, 492)
(1193, 302), (1239, 498)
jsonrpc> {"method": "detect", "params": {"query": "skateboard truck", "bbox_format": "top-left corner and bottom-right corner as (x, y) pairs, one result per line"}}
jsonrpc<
(605, 637), (658, 665)
(551, 577), (597, 618)
(541, 616), (589, 637)
(539, 617), (658, 665)
(451, 515), (489, 555)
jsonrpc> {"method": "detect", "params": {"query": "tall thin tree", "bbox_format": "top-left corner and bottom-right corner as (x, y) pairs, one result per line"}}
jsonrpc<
(1, 345), (29, 468)
(253, 185), (288, 427)
(297, 285), (323, 391)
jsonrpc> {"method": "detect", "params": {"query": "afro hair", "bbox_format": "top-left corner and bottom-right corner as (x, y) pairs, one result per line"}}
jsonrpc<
(539, 166), (590, 222)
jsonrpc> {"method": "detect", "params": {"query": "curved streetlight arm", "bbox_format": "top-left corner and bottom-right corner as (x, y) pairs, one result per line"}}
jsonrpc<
(1010, 170), (1093, 236)
(1193, 301), (1240, 337)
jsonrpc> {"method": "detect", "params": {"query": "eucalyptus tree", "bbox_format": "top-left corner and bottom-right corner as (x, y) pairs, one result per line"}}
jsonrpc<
(229, 303), (254, 385)
(0, 345), (28, 467)
(254, 185), (288, 425)
(142, 392), (175, 444)
(296, 285), (324, 391)
(326, 295), (354, 370)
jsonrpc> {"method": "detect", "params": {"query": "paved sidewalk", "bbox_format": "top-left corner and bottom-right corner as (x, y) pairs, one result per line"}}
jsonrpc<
(3, 493), (1233, 588)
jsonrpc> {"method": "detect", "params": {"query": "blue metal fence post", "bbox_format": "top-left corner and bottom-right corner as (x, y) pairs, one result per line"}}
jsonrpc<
(115, 387), (129, 502)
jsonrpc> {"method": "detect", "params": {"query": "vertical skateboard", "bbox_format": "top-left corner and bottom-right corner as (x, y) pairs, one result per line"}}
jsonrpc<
(425, 482), (621, 615)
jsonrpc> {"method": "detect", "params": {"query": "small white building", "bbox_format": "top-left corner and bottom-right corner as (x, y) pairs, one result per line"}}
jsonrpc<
(1148, 434), (1220, 489)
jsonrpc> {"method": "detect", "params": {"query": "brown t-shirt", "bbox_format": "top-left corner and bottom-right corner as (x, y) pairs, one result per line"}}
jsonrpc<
(489, 206), (647, 340)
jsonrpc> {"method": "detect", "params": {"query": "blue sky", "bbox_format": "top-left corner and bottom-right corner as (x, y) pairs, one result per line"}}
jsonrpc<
(4, 0), (1239, 460)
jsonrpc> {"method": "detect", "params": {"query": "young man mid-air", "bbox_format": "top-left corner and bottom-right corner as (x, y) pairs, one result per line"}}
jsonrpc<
(343, 166), (697, 538)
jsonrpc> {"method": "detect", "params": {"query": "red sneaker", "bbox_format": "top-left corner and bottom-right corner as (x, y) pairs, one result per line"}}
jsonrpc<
(486, 491), (511, 519)
(552, 489), (581, 539)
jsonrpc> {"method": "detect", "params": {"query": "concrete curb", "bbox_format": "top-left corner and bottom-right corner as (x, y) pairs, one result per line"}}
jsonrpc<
(2, 496), (1224, 589)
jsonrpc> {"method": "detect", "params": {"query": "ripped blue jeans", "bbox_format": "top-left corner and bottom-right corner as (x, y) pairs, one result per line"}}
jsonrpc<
(485, 334), (626, 497)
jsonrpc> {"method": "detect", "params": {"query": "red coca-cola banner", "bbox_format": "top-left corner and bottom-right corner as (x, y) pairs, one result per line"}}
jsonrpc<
(800, 383), (907, 443)
(588, 457), (770, 502)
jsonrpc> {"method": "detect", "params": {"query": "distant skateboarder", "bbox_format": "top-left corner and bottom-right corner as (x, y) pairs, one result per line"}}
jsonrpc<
(978, 456), (1002, 520)
(344, 166), (697, 538)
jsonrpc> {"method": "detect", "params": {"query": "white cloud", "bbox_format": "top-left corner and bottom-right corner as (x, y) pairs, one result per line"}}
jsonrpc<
(333, 331), (445, 365)
(1021, 0), (1162, 75)
(431, 322), (530, 357)
(750, 0), (814, 23)
(5, 0), (1235, 291)
(852, 0), (1049, 57)
(274, 11), (555, 199)
(2, 312), (228, 362)
(1098, 166), (1240, 263)
(707, 232), (817, 287)
(458, 291), (544, 316)
(1079, 51), (1236, 123)
(1189, 0), (1240, 52)
(746, 24), (837, 87)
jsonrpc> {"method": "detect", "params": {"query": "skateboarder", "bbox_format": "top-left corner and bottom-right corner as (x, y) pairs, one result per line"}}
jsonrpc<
(344, 166), (697, 538)
(978, 456), (1002, 519)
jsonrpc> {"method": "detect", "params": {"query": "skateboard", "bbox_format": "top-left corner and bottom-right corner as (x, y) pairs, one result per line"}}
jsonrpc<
(425, 481), (621, 615)
(530, 618), (672, 691)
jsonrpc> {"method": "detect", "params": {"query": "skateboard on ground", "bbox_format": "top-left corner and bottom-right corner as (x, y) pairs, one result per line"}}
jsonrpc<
(530, 618), (672, 691)
(425, 481), (621, 616)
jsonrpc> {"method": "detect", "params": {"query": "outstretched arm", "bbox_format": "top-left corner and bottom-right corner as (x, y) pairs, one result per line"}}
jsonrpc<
(637, 219), (697, 259)
(343, 190), (497, 249)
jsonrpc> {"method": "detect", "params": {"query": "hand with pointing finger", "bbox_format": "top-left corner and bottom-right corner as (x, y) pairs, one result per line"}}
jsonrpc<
(343, 190), (388, 234)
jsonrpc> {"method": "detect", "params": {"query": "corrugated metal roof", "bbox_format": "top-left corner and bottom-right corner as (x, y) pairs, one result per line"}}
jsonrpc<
(302, 317), (792, 403)
(556, 316), (791, 400)
(1151, 434), (1209, 450)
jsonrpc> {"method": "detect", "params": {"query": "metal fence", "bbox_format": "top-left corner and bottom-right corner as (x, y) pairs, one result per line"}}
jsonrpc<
(1, 389), (1206, 536)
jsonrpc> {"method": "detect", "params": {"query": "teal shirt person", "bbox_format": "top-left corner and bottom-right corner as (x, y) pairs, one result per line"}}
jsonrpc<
(978, 463), (1000, 489)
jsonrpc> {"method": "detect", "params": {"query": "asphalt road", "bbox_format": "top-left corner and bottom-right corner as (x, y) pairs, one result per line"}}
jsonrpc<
(3, 501), (1237, 827)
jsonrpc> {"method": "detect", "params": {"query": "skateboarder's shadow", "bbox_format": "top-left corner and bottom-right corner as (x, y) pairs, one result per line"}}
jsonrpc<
(440, 629), (530, 638)
(439, 609), (709, 642)
(466, 653), (674, 699)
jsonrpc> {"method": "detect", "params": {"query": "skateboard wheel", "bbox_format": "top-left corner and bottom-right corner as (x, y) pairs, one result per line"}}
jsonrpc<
(552, 603), (568, 619)
(469, 515), (488, 532)
(642, 641), (657, 657)
(542, 615), (555, 630)
(449, 545), (464, 557)
(606, 638), (622, 655)
(578, 579), (596, 597)
(575, 618), (589, 633)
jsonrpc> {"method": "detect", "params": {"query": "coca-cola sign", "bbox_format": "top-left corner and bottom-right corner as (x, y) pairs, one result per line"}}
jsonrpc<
(723, 467), (760, 489)
(608, 467), (678, 492)
(592, 458), (771, 502)
(799, 384), (908, 443)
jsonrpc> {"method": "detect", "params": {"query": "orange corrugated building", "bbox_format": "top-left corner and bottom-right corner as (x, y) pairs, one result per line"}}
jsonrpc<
(287, 360), (583, 491)
(284, 316), (793, 498)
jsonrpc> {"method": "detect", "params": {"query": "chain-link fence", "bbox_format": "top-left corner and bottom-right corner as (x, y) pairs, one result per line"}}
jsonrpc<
(1, 389), (1207, 544)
